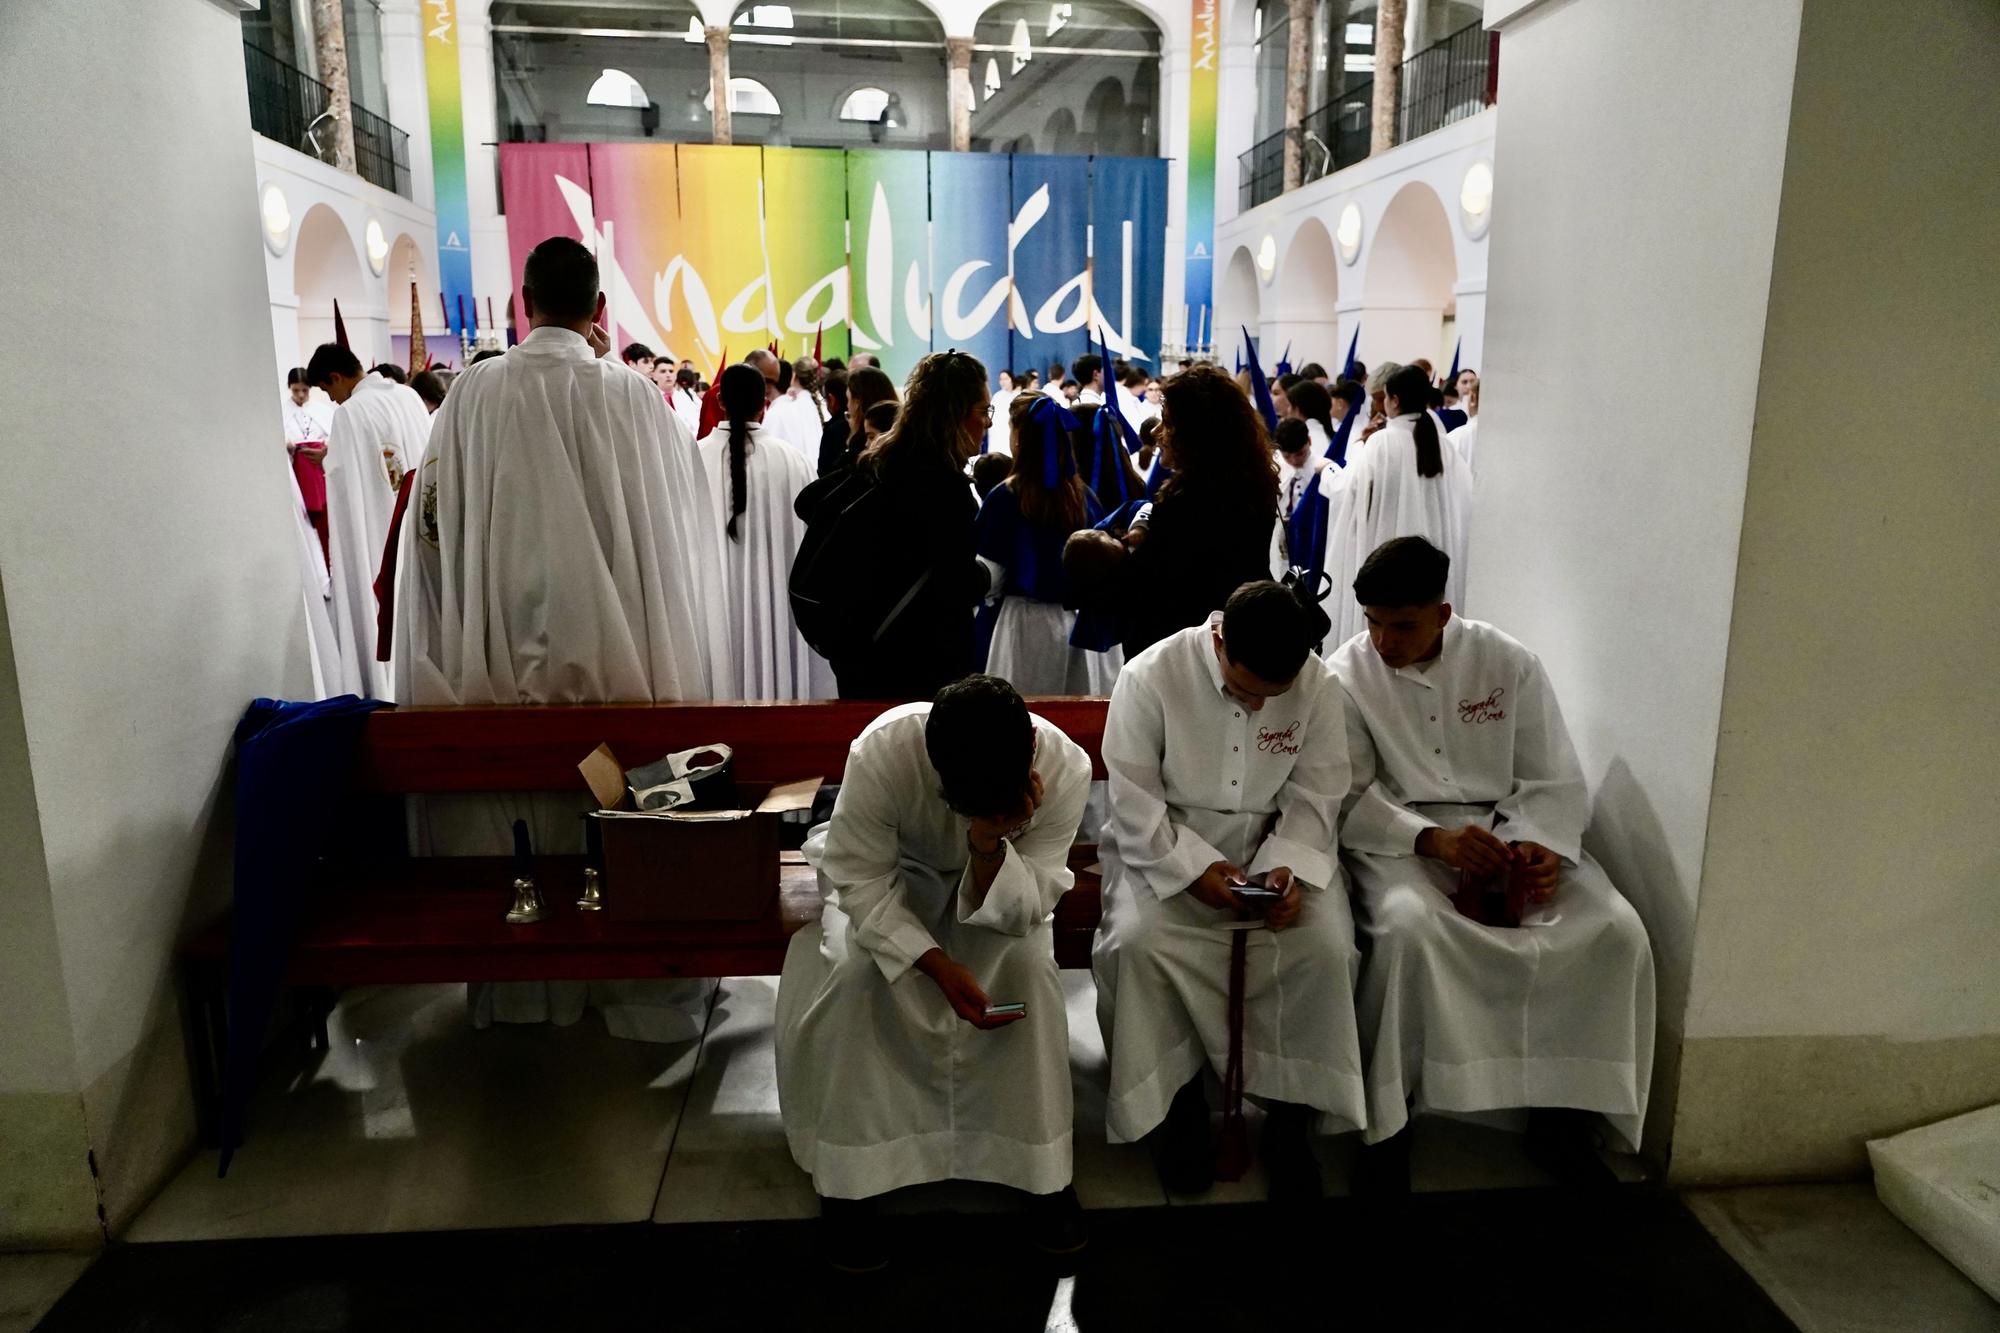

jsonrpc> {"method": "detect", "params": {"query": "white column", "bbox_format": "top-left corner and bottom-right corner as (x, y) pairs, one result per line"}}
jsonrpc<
(1448, 279), (1484, 375)
(378, 0), (435, 212)
(1214, 6), (1258, 224)
(457, 0), (513, 331)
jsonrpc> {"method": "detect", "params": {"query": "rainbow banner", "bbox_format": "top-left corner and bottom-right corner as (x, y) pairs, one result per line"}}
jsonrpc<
(497, 145), (1168, 386)
(423, 0), (475, 342)
(1185, 0), (1220, 347)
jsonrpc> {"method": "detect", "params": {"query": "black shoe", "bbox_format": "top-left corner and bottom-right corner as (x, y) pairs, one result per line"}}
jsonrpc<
(1525, 1108), (1618, 1189)
(1261, 1103), (1323, 1205)
(820, 1194), (890, 1274)
(1353, 1124), (1413, 1198)
(1029, 1185), (1089, 1255)
(1153, 1076), (1214, 1195)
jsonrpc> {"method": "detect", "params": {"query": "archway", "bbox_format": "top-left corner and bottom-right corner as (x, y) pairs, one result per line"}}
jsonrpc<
(293, 203), (364, 363)
(971, 0), (1163, 155)
(1218, 244), (1261, 354)
(384, 232), (439, 366)
(1361, 180), (1456, 369)
(726, 0), (947, 147)
(1273, 216), (1341, 368)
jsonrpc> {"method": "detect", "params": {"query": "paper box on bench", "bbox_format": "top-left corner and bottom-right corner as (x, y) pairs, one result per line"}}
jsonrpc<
(581, 744), (820, 922)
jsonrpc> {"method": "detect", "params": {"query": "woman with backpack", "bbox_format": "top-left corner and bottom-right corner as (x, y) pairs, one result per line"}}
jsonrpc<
(697, 364), (835, 700)
(791, 351), (992, 700)
(976, 392), (1122, 695)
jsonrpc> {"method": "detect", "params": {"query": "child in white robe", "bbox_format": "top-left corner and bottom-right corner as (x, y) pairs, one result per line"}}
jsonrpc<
(1093, 580), (1368, 1202)
(1331, 536), (1655, 1188)
(775, 677), (1092, 1271)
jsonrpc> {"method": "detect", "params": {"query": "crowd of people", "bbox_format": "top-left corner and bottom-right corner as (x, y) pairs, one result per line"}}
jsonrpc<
(278, 236), (1654, 1272)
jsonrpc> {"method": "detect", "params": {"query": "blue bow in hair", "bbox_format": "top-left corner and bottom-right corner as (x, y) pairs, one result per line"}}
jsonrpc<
(1027, 394), (1080, 491)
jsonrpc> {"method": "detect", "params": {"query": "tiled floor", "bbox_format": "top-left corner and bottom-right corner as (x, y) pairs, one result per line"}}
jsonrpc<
(1689, 1183), (2000, 1333)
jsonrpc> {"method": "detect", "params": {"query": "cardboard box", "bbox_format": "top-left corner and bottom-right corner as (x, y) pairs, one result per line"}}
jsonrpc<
(580, 744), (819, 923)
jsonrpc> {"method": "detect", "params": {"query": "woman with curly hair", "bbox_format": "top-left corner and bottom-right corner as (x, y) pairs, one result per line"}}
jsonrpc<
(1115, 364), (1281, 658)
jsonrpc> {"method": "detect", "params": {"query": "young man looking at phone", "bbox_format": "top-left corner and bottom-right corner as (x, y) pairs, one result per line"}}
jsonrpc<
(775, 675), (1092, 1271)
(1093, 581), (1368, 1202)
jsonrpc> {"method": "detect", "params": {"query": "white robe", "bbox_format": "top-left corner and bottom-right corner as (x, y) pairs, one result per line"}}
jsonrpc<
(1279, 456), (1331, 522)
(282, 395), (333, 446)
(669, 385), (703, 436)
(1092, 619), (1368, 1143)
(1304, 417), (1330, 466)
(694, 420), (836, 701)
(1448, 417), (1479, 479)
(392, 327), (734, 1042)
(762, 388), (825, 462)
(1318, 412), (1472, 646)
(1331, 617), (1655, 1150)
(323, 374), (430, 699)
(289, 465), (340, 700)
(986, 388), (1018, 454)
(775, 704), (1093, 1198)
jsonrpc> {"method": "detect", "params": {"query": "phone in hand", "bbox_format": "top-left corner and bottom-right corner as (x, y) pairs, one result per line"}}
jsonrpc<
(983, 1002), (1027, 1017)
(1230, 872), (1283, 902)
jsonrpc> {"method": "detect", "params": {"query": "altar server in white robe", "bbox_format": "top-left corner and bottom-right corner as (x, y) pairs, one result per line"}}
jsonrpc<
(1319, 362), (1472, 648)
(776, 677), (1092, 1271)
(1094, 580), (1368, 1202)
(696, 363), (835, 700)
(307, 343), (431, 699)
(1332, 537), (1654, 1187)
(762, 357), (827, 460)
(392, 236), (732, 1041)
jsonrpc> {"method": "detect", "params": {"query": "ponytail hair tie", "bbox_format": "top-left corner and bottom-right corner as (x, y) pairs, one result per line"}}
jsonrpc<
(1283, 566), (1335, 650)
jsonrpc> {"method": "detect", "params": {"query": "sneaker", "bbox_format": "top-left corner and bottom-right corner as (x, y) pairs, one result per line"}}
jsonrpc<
(1029, 1185), (1089, 1255)
(1261, 1103), (1323, 1204)
(820, 1194), (890, 1274)
(1154, 1076), (1214, 1195)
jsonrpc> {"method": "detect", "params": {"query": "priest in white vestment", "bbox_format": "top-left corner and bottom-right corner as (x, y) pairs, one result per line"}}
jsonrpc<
(1093, 582), (1367, 1202)
(307, 345), (431, 700)
(391, 236), (733, 1041)
(775, 678), (1091, 1271)
(1332, 537), (1654, 1186)
(1319, 363), (1472, 648)
(695, 364), (835, 700)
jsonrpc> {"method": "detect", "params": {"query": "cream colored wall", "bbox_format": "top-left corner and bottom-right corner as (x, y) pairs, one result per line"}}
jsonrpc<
(1672, 0), (2000, 1183)
(0, 0), (314, 1240)
(1470, 0), (1804, 1160)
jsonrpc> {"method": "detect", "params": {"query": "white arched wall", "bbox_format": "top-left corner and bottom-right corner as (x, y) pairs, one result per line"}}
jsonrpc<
(385, 231), (440, 340)
(1360, 179), (1457, 370)
(1217, 244), (1262, 357)
(292, 203), (366, 366)
(1269, 215), (1340, 369)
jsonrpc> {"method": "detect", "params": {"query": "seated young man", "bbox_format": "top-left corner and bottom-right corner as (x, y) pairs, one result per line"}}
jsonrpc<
(774, 675), (1092, 1271)
(1093, 581), (1368, 1202)
(1331, 537), (1656, 1189)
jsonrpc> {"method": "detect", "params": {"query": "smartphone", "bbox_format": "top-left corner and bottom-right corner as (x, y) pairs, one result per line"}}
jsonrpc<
(983, 1002), (1027, 1017)
(1230, 872), (1283, 902)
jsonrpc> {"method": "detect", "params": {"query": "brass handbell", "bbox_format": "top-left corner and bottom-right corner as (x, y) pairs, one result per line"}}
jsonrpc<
(576, 867), (605, 912)
(505, 876), (545, 925)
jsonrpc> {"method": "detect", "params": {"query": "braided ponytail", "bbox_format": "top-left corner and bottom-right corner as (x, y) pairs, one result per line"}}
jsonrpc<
(717, 363), (766, 543)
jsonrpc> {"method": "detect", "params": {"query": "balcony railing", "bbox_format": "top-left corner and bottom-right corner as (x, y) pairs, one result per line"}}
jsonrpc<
(1235, 23), (1496, 213)
(244, 40), (412, 198)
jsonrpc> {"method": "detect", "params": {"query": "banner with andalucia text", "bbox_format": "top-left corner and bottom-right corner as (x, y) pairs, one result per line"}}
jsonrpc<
(497, 144), (1168, 387)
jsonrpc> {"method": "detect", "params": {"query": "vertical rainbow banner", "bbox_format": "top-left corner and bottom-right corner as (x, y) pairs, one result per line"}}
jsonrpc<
(424, 1), (475, 342)
(845, 150), (931, 383)
(763, 148), (852, 362)
(1185, 0), (1220, 346)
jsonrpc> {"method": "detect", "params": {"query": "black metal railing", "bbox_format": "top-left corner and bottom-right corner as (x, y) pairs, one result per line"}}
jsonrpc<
(1237, 129), (1286, 212)
(1394, 21), (1495, 146)
(1301, 75), (1372, 186)
(243, 41), (412, 198)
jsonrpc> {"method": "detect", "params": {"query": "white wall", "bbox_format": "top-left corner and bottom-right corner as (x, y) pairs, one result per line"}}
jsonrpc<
(1468, 0), (1803, 1159)
(1671, 0), (2000, 1182)
(0, 0), (314, 1239)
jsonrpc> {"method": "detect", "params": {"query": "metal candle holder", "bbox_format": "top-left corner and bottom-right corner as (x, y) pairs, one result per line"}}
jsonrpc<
(576, 867), (605, 912)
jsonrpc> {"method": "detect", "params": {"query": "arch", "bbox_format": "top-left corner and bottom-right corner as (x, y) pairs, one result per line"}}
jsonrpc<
(384, 233), (437, 335)
(1276, 216), (1339, 314)
(703, 76), (782, 115)
(838, 86), (892, 122)
(1218, 244), (1261, 340)
(1361, 179), (1457, 368)
(972, 0), (1164, 154)
(292, 202), (365, 358)
(586, 68), (650, 108)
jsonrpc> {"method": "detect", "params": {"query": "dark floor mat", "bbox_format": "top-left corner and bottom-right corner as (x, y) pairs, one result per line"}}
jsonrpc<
(37, 1187), (1794, 1332)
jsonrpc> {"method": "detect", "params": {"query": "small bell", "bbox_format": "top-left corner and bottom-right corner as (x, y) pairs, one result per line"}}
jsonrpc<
(576, 867), (605, 912)
(505, 876), (545, 925)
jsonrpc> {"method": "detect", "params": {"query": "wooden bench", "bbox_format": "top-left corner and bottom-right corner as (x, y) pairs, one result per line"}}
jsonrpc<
(183, 698), (1110, 1142)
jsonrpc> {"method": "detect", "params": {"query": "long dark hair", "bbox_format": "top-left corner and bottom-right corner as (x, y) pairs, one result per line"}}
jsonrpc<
(845, 366), (897, 461)
(1155, 363), (1278, 518)
(718, 363), (766, 542)
(1385, 364), (1443, 478)
(860, 350), (988, 478)
(1008, 392), (1088, 531)
(1289, 380), (1333, 441)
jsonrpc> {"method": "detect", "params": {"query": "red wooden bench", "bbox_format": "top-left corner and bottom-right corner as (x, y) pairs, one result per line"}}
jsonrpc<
(183, 698), (1109, 1142)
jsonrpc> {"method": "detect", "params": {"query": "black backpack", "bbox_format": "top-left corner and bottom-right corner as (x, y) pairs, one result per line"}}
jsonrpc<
(789, 466), (933, 662)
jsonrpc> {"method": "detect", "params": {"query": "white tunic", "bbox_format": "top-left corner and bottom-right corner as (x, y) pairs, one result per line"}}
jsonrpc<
(323, 374), (430, 699)
(762, 388), (825, 462)
(694, 420), (836, 701)
(1092, 619), (1367, 1143)
(1332, 617), (1655, 1149)
(1279, 456), (1331, 521)
(669, 385), (703, 436)
(775, 704), (1092, 1198)
(1448, 418), (1479, 479)
(1318, 412), (1473, 646)
(392, 327), (733, 1042)
(282, 396), (333, 446)
(1304, 417), (1330, 466)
